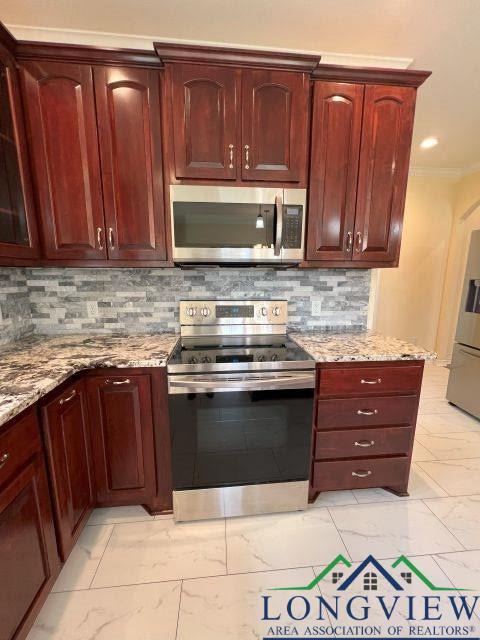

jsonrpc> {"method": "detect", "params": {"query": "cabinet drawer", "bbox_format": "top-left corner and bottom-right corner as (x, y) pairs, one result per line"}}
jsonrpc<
(0, 411), (42, 487)
(312, 456), (409, 491)
(314, 426), (413, 460)
(316, 395), (418, 429)
(318, 365), (423, 397)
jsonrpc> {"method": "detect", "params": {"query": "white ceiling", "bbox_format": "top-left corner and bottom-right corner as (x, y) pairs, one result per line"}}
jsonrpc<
(2, 0), (480, 170)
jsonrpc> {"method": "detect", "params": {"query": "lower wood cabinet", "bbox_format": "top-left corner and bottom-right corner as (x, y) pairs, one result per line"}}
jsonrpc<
(86, 373), (157, 506)
(0, 410), (59, 640)
(309, 360), (423, 500)
(41, 380), (94, 561)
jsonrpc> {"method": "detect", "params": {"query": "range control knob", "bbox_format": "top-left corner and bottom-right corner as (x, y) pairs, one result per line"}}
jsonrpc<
(272, 306), (281, 317)
(271, 353), (279, 361)
(188, 356), (198, 364)
(186, 306), (197, 317)
(257, 354), (266, 362)
(201, 356), (212, 363)
(261, 306), (268, 317)
(201, 306), (211, 317)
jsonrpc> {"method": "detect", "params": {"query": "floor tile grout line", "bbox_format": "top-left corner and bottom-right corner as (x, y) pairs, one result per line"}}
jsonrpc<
(421, 499), (468, 552)
(429, 554), (462, 594)
(174, 579), (183, 640)
(325, 506), (352, 562)
(87, 523), (116, 589)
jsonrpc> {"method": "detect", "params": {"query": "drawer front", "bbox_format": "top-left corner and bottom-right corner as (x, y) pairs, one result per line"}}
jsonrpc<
(312, 456), (409, 491)
(316, 395), (418, 429)
(318, 365), (423, 397)
(0, 411), (42, 487)
(314, 426), (413, 460)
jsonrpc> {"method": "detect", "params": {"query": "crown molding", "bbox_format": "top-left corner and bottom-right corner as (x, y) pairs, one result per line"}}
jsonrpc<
(7, 24), (413, 70)
(409, 166), (463, 178)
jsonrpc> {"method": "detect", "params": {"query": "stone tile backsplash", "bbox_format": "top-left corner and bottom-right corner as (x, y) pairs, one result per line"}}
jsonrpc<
(0, 268), (34, 345)
(25, 267), (371, 334)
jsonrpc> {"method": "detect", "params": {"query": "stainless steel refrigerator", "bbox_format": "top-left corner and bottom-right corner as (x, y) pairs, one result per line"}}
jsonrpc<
(447, 229), (480, 418)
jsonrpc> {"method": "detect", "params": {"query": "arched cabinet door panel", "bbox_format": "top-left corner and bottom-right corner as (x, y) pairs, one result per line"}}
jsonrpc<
(94, 67), (167, 260)
(20, 61), (106, 259)
(353, 84), (416, 263)
(306, 81), (364, 261)
(241, 69), (309, 182)
(170, 64), (237, 180)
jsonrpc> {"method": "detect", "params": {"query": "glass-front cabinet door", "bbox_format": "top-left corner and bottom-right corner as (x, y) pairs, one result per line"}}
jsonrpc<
(0, 45), (38, 260)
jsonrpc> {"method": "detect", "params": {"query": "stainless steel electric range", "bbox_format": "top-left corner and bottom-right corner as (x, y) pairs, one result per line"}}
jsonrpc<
(167, 300), (315, 521)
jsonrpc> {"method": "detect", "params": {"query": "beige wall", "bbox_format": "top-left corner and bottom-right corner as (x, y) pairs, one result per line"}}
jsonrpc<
(435, 171), (480, 359)
(373, 174), (457, 353)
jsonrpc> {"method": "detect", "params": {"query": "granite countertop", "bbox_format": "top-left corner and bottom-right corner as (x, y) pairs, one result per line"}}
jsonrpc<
(0, 333), (179, 427)
(0, 329), (435, 429)
(289, 330), (436, 363)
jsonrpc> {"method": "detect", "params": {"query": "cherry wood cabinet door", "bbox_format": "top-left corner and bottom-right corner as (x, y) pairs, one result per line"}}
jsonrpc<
(306, 81), (364, 261)
(170, 63), (237, 180)
(353, 84), (416, 263)
(94, 67), (167, 260)
(20, 61), (106, 260)
(0, 431), (58, 640)
(241, 70), (308, 182)
(41, 380), (94, 561)
(0, 44), (39, 261)
(86, 374), (156, 505)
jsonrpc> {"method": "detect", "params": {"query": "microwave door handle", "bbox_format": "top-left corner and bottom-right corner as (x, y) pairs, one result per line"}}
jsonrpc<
(274, 195), (283, 257)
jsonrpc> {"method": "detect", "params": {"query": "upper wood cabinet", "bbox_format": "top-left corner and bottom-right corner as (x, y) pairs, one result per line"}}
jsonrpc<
(94, 67), (167, 261)
(41, 380), (94, 561)
(20, 61), (106, 260)
(168, 63), (309, 184)
(86, 373), (157, 506)
(306, 81), (364, 261)
(306, 81), (417, 266)
(241, 70), (309, 182)
(171, 64), (237, 180)
(353, 85), (415, 263)
(0, 44), (39, 261)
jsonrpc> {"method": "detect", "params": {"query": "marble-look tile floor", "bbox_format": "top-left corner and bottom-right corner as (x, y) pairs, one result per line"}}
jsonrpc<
(27, 362), (480, 639)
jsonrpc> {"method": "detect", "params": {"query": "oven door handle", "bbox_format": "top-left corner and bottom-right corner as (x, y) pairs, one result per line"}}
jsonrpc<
(274, 194), (283, 257)
(168, 372), (315, 394)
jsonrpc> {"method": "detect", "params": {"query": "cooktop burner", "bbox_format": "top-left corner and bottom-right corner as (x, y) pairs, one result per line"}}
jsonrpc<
(167, 335), (314, 373)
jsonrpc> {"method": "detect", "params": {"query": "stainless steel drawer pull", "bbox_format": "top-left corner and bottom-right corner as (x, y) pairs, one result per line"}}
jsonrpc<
(105, 378), (130, 385)
(354, 440), (375, 447)
(59, 390), (76, 405)
(357, 409), (378, 416)
(97, 227), (103, 250)
(228, 143), (234, 169)
(352, 470), (372, 478)
(108, 227), (115, 249)
(244, 144), (250, 169)
(0, 452), (10, 469)
(361, 378), (382, 385)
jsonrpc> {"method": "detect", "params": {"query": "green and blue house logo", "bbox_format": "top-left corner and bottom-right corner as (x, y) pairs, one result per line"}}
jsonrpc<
(270, 554), (470, 593)
(261, 554), (479, 638)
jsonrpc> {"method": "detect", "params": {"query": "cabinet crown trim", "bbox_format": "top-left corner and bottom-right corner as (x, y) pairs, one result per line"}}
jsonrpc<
(154, 42), (321, 71)
(312, 63), (431, 87)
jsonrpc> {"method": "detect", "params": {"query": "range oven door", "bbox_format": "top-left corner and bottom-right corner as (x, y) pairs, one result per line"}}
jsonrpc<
(168, 371), (315, 492)
(170, 185), (306, 264)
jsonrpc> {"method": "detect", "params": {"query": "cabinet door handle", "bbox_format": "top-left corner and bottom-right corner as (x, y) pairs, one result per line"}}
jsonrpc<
(352, 470), (372, 478)
(357, 409), (378, 416)
(59, 390), (76, 405)
(346, 231), (353, 252)
(361, 378), (382, 385)
(108, 227), (115, 249)
(228, 144), (234, 169)
(97, 227), (104, 250)
(355, 231), (363, 252)
(354, 440), (375, 447)
(244, 144), (250, 170)
(105, 378), (130, 385)
(0, 452), (10, 469)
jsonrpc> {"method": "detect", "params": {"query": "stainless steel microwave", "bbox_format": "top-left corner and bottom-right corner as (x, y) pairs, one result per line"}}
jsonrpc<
(170, 185), (306, 264)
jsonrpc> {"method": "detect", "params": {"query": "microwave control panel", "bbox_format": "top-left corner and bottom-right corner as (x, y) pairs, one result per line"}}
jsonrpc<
(282, 206), (303, 248)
